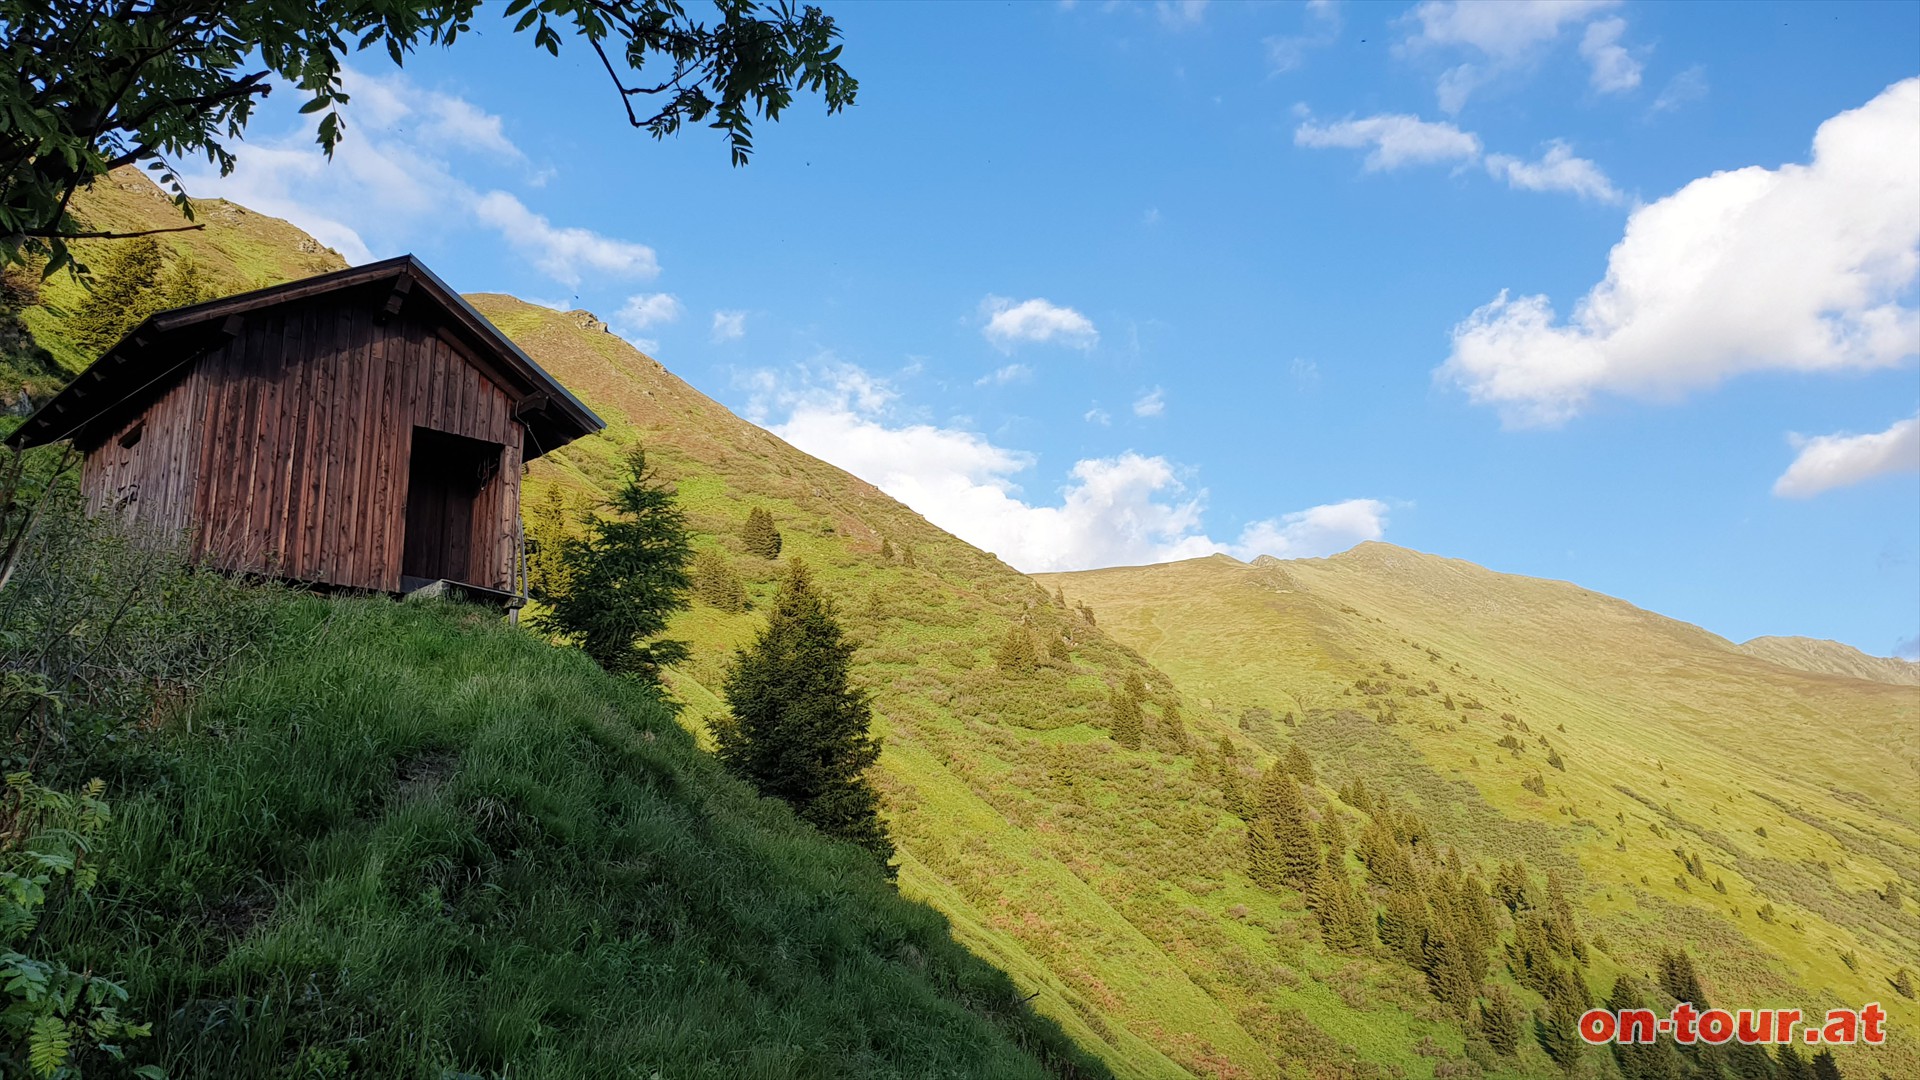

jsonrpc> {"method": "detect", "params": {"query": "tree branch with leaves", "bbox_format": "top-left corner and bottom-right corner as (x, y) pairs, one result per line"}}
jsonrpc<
(0, 0), (857, 274)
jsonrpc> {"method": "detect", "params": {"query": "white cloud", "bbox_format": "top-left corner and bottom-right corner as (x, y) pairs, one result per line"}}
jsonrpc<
(1228, 499), (1390, 560)
(1133, 387), (1167, 417)
(1773, 414), (1920, 498)
(1402, 0), (1624, 113)
(1084, 406), (1112, 426)
(1294, 113), (1481, 171)
(1156, 0), (1208, 29)
(746, 363), (1384, 572)
(179, 66), (658, 288)
(976, 363), (1033, 387)
(1651, 65), (1709, 114)
(473, 191), (659, 286)
(1484, 141), (1622, 203)
(981, 296), (1099, 350)
(615, 292), (684, 334)
(711, 310), (747, 343)
(1266, 0), (1342, 73)
(1440, 78), (1920, 427)
(1578, 17), (1642, 94)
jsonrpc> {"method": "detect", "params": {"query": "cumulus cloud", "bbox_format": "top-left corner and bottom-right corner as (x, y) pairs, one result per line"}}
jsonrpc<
(1294, 113), (1481, 171)
(1651, 65), (1709, 114)
(178, 67), (658, 287)
(472, 192), (659, 286)
(711, 310), (747, 343)
(1484, 141), (1622, 203)
(745, 363), (1385, 572)
(1133, 387), (1167, 417)
(1402, 0), (1627, 113)
(1773, 414), (1920, 498)
(1440, 78), (1920, 427)
(981, 296), (1099, 350)
(976, 363), (1033, 387)
(1298, 112), (1621, 201)
(1228, 499), (1390, 560)
(1578, 17), (1642, 94)
(615, 292), (684, 334)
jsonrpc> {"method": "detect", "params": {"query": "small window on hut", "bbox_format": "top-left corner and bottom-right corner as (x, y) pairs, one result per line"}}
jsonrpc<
(118, 422), (144, 449)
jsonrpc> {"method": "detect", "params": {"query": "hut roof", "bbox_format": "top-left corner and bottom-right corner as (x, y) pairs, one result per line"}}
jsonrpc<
(6, 254), (603, 456)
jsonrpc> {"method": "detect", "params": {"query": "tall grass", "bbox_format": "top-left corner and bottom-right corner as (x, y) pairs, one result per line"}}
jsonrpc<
(56, 596), (1108, 1079)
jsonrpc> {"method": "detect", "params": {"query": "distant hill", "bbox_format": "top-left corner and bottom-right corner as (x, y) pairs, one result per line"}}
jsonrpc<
(1738, 635), (1920, 686)
(27, 172), (1919, 1079)
(1042, 544), (1918, 1079)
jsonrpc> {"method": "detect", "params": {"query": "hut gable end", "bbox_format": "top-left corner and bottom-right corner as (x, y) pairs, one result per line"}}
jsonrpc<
(8, 255), (603, 600)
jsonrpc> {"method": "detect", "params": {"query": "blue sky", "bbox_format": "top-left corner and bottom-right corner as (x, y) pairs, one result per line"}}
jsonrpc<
(184, 0), (1920, 658)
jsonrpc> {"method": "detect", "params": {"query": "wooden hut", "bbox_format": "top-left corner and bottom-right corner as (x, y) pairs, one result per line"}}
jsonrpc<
(5, 255), (603, 604)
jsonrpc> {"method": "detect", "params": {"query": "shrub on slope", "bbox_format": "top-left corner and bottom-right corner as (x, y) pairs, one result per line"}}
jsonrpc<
(58, 596), (1107, 1080)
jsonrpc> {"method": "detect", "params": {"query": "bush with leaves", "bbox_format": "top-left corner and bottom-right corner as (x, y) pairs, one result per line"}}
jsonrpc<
(0, 480), (273, 776)
(532, 446), (692, 683)
(0, 774), (159, 1079)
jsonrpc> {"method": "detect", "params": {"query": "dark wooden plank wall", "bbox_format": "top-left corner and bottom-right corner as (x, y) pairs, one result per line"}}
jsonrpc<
(80, 361), (205, 537)
(115, 294), (529, 593)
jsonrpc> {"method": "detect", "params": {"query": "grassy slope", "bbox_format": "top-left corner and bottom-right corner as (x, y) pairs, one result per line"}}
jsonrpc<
(1040, 547), (1920, 1078)
(475, 297), (1315, 1079)
(58, 596), (1108, 1079)
(4, 167), (348, 395)
(1737, 636), (1920, 687)
(38, 174), (1919, 1078)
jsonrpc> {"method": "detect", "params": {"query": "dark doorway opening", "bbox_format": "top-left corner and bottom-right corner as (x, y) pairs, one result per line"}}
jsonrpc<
(402, 427), (502, 587)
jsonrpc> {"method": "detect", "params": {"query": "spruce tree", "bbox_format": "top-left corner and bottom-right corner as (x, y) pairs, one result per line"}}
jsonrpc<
(1893, 966), (1915, 999)
(532, 447), (692, 681)
(1255, 764), (1319, 890)
(878, 537), (893, 561)
(1808, 1048), (1842, 1080)
(1535, 1004), (1583, 1073)
(718, 559), (895, 875)
(1284, 742), (1316, 785)
(1109, 687), (1143, 750)
(1657, 948), (1707, 1006)
(523, 486), (573, 602)
(1320, 804), (1348, 857)
(1157, 700), (1190, 753)
(1217, 737), (1247, 817)
(1776, 1043), (1814, 1080)
(691, 546), (747, 612)
(71, 236), (163, 357)
(996, 623), (1039, 673)
(741, 505), (783, 558)
(155, 252), (211, 309)
(1476, 985), (1523, 1056)
(1122, 670), (1147, 700)
(1310, 848), (1371, 951)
